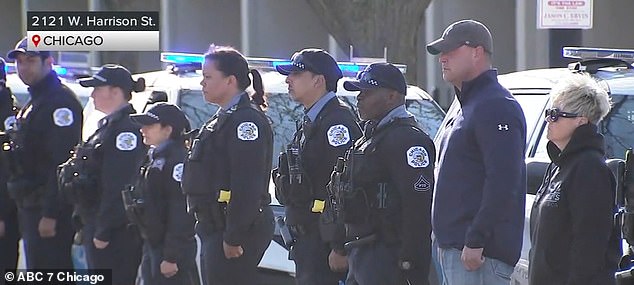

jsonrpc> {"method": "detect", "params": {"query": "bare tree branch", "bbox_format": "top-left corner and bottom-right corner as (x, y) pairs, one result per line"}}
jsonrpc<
(305, 0), (431, 84)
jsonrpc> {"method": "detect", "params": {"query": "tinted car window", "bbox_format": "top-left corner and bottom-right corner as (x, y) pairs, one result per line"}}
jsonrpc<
(532, 94), (634, 160)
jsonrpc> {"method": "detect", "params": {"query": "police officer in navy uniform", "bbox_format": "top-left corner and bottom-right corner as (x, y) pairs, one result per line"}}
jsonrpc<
(273, 48), (362, 284)
(4, 37), (82, 270)
(60, 64), (146, 284)
(0, 57), (20, 280)
(333, 63), (435, 285)
(181, 46), (274, 285)
(128, 103), (199, 285)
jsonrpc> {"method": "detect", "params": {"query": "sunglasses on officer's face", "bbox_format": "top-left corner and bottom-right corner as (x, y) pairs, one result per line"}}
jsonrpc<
(544, 108), (580, 122)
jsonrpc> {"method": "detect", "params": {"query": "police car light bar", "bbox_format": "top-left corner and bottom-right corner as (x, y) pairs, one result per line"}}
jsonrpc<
(563, 47), (634, 64)
(4, 62), (69, 76)
(160, 52), (407, 76)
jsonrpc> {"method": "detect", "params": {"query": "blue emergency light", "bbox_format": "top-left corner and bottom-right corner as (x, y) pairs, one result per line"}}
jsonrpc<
(563, 47), (634, 64)
(160, 52), (404, 76)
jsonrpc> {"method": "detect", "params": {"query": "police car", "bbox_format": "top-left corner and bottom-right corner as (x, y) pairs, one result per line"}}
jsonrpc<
(80, 51), (446, 282)
(438, 47), (634, 285)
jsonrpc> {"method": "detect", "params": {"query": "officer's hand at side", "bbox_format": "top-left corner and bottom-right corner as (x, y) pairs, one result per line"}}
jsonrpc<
(461, 246), (485, 271)
(223, 241), (244, 259)
(93, 238), (109, 249)
(38, 217), (56, 238)
(0, 220), (5, 238)
(328, 249), (348, 272)
(160, 260), (179, 278)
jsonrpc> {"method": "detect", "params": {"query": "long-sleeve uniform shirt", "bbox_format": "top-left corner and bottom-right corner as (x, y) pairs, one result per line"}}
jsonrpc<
(281, 92), (361, 249)
(182, 92), (273, 246)
(132, 140), (196, 264)
(345, 106), (435, 282)
(12, 71), (82, 217)
(76, 104), (146, 242)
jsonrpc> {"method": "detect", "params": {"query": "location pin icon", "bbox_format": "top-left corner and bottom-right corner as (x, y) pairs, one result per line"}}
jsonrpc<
(32, 35), (41, 47)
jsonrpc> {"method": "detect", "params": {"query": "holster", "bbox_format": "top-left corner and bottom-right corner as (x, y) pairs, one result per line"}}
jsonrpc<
(272, 152), (290, 205)
(344, 233), (377, 251)
(190, 196), (226, 234)
(122, 185), (147, 234)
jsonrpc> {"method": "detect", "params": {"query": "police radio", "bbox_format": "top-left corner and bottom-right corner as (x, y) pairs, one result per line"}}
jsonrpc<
(286, 143), (303, 185)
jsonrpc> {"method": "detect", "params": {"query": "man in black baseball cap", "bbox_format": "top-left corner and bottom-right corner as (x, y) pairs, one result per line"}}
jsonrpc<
(340, 62), (435, 284)
(276, 48), (343, 96)
(272, 48), (361, 284)
(5, 36), (82, 271)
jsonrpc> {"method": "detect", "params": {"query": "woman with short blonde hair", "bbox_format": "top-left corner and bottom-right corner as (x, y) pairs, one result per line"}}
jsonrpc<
(529, 73), (620, 285)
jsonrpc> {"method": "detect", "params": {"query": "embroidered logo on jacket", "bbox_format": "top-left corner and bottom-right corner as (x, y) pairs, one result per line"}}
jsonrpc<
(327, 124), (350, 147)
(237, 122), (259, 141)
(116, 132), (137, 151)
(53, 108), (74, 127)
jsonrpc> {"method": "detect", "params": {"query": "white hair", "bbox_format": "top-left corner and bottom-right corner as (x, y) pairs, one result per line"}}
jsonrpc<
(550, 73), (612, 124)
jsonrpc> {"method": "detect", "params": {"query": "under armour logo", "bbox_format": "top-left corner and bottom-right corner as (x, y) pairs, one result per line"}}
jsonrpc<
(498, 124), (509, 131)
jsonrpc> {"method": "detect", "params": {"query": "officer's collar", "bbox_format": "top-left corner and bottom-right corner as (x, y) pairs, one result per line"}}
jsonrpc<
(151, 139), (174, 157)
(376, 105), (412, 130)
(99, 103), (136, 127)
(219, 91), (248, 114)
(28, 70), (61, 95)
(304, 91), (336, 122)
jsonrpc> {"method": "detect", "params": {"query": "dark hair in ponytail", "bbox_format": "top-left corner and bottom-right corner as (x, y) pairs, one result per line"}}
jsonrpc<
(204, 45), (266, 108)
(249, 69), (266, 108)
(124, 77), (146, 101)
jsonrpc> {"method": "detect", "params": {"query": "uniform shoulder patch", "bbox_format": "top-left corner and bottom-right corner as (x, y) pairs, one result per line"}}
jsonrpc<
(116, 132), (137, 151)
(406, 146), (430, 168)
(237, 121), (259, 141)
(53, 107), (74, 127)
(3, 116), (16, 131)
(327, 124), (350, 147)
(172, 163), (184, 182)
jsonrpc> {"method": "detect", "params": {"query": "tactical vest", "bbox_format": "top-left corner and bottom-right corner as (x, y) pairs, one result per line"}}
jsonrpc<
(330, 118), (423, 240)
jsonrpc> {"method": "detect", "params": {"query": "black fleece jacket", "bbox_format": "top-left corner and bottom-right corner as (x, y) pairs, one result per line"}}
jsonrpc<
(529, 123), (620, 285)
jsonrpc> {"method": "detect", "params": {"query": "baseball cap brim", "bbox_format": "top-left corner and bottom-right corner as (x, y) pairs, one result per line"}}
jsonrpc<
(343, 80), (379, 92)
(426, 38), (463, 55)
(78, 77), (107, 88)
(7, 48), (49, 60)
(130, 114), (160, 125)
(275, 64), (302, 76)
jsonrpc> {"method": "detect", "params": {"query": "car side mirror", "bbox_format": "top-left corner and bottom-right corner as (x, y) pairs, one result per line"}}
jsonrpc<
(148, 91), (168, 104)
(526, 158), (551, 195)
(142, 91), (168, 113)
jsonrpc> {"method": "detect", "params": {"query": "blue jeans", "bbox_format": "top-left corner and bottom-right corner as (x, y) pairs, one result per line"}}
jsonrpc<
(434, 241), (513, 285)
